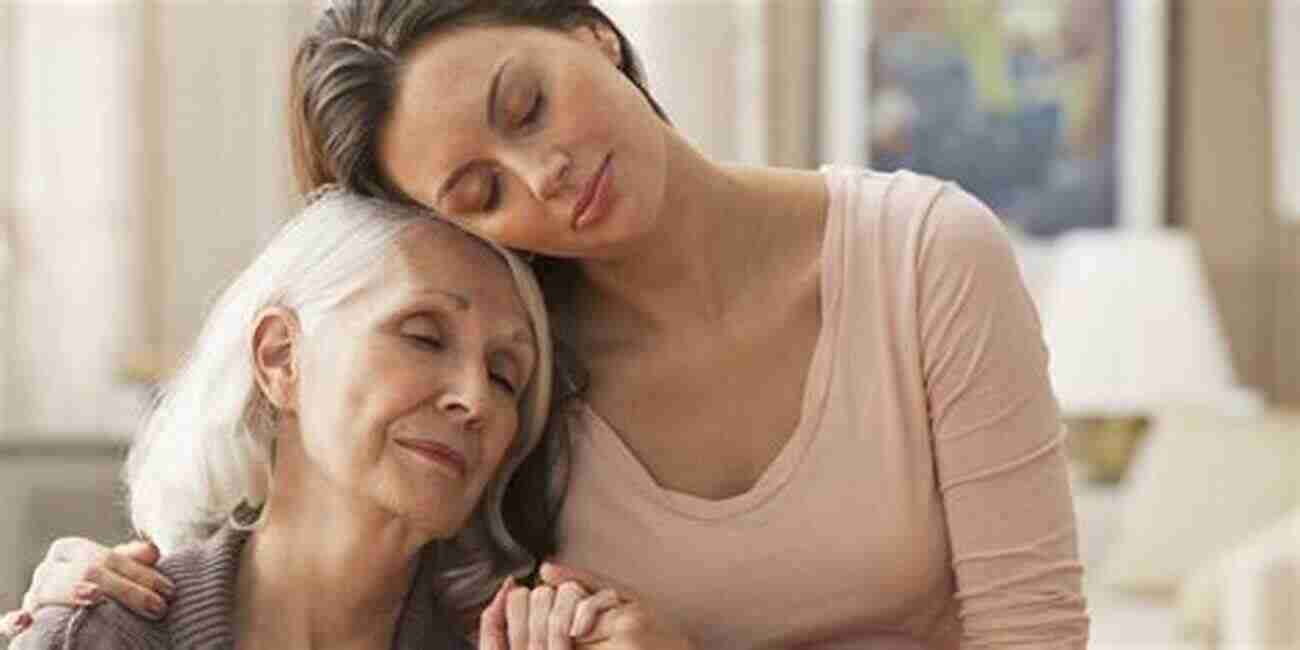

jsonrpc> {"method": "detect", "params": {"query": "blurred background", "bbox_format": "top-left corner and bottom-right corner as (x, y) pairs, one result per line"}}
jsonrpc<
(0, 0), (1296, 647)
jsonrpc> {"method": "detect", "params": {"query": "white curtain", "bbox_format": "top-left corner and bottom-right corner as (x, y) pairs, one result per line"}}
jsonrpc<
(1, 1), (309, 437)
(1277, 0), (1300, 223)
(599, 0), (820, 167)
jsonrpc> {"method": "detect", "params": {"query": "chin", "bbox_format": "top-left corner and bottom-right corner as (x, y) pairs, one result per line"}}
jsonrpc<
(382, 485), (477, 540)
(399, 503), (471, 541)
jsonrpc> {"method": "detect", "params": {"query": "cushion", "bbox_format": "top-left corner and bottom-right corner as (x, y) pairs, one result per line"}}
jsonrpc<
(1101, 408), (1300, 596)
(1177, 508), (1300, 646)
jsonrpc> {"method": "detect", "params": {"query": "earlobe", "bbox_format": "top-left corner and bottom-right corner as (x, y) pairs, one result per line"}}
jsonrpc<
(571, 22), (624, 69)
(251, 307), (300, 414)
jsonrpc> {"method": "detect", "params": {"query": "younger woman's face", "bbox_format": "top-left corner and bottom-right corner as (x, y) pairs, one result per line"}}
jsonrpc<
(378, 24), (670, 261)
(289, 221), (537, 538)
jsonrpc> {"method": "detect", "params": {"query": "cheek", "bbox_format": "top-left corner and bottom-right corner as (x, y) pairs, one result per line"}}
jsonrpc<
(483, 413), (522, 475)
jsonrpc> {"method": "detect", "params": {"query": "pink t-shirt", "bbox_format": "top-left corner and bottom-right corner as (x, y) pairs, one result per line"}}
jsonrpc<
(554, 167), (1089, 649)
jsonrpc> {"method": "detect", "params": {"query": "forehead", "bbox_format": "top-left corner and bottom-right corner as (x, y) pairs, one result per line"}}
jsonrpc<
(380, 26), (548, 195)
(374, 221), (528, 321)
(401, 25), (522, 102)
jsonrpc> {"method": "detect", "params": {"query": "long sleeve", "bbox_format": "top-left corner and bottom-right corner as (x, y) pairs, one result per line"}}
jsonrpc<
(915, 185), (1090, 648)
(9, 606), (77, 650)
(9, 604), (160, 650)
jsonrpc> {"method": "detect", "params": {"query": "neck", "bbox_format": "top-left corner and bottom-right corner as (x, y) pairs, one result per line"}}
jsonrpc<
(233, 454), (429, 650)
(573, 138), (825, 335)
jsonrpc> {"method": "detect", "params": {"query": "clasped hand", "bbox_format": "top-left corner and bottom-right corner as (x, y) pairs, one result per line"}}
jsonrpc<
(1, 539), (695, 650)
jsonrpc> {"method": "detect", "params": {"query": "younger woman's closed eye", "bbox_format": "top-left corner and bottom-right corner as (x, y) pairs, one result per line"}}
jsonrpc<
(516, 90), (544, 129)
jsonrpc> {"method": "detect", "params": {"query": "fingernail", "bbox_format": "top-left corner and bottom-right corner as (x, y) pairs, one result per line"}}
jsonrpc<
(74, 584), (101, 601)
(146, 597), (167, 620)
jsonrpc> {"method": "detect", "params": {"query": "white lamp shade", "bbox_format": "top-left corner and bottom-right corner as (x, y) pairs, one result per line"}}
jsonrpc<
(1041, 229), (1241, 414)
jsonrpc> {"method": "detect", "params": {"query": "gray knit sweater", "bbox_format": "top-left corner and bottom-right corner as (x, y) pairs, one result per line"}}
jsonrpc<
(14, 527), (471, 650)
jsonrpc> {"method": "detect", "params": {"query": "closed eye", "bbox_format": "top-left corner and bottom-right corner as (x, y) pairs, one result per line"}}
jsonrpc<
(482, 172), (502, 212)
(489, 372), (517, 396)
(405, 333), (444, 350)
(520, 92), (544, 127)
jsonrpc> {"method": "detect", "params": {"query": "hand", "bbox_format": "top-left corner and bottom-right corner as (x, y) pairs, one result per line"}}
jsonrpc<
(479, 576), (620, 650)
(537, 563), (695, 650)
(0, 536), (174, 638)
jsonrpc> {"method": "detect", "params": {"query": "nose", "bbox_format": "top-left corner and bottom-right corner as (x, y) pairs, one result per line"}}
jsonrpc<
(517, 147), (571, 202)
(437, 369), (490, 433)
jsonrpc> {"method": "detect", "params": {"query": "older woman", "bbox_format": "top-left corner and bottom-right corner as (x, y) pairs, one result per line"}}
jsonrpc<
(8, 189), (647, 650)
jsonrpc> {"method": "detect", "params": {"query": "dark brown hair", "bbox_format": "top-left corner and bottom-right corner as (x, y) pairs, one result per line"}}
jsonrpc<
(289, 0), (666, 200)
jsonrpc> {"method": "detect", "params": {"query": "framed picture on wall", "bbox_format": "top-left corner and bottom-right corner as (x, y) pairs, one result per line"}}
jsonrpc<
(820, 0), (1168, 239)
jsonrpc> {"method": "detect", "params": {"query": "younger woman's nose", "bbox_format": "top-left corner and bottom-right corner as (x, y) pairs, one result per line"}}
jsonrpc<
(525, 149), (572, 201)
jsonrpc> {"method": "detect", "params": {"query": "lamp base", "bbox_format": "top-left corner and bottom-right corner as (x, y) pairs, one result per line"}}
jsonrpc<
(1063, 414), (1151, 484)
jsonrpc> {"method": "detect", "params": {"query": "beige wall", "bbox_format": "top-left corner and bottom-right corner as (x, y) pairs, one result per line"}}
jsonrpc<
(1176, 0), (1299, 405)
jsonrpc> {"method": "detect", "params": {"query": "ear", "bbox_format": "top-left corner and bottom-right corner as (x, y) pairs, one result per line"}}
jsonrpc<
(568, 21), (623, 69)
(251, 307), (300, 414)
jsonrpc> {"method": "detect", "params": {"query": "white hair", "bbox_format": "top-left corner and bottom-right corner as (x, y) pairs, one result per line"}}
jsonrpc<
(125, 189), (553, 616)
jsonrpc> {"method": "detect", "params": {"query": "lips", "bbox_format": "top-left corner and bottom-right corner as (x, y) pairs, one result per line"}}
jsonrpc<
(571, 154), (612, 230)
(393, 438), (469, 480)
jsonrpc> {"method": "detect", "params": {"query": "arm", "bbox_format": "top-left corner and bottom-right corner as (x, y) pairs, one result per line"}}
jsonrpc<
(916, 186), (1089, 648)
(1, 538), (173, 638)
(11, 602), (163, 650)
(8, 606), (77, 650)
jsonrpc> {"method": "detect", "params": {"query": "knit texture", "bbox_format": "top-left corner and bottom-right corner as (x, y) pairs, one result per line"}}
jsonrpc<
(14, 527), (468, 650)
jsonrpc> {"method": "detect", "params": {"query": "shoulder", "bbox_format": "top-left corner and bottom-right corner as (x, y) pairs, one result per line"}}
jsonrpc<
(913, 179), (1020, 282)
(150, 527), (247, 649)
(821, 166), (1017, 282)
(820, 165), (950, 224)
(12, 603), (166, 650)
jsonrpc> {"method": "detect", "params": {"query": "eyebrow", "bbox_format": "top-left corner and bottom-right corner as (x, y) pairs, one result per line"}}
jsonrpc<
(440, 290), (470, 310)
(433, 56), (513, 207)
(412, 289), (470, 311)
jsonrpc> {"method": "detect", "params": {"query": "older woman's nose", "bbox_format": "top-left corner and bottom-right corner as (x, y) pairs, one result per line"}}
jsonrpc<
(437, 371), (489, 432)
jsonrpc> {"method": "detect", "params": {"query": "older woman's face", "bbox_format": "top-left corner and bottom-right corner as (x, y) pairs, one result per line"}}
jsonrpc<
(291, 221), (536, 537)
(378, 24), (670, 261)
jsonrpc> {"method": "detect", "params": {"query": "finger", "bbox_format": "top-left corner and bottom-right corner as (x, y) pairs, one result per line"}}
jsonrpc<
(102, 548), (175, 601)
(23, 543), (139, 612)
(82, 564), (168, 620)
(73, 582), (105, 607)
(506, 585), (531, 650)
(0, 610), (33, 639)
(571, 588), (620, 640)
(527, 586), (554, 650)
(478, 577), (512, 650)
(112, 539), (161, 566)
(547, 582), (586, 650)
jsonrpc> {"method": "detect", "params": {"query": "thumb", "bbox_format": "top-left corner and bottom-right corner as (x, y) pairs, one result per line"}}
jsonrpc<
(538, 562), (629, 596)
(476, 576), (512, 650)
(1, 610), (33, 639)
